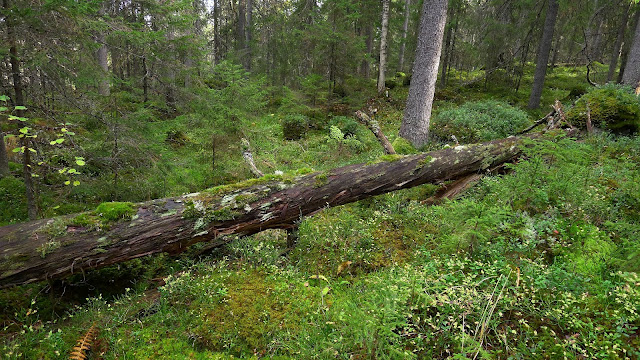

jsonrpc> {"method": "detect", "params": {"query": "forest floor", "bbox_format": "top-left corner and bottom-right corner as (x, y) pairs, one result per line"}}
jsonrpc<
(1, 63), (639, 359)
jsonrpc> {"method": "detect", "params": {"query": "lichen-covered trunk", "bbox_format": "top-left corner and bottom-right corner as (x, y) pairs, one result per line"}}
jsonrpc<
(527, 0), (559, 109)
(0, 133), (561, 288)
(399, 0), (448, 148)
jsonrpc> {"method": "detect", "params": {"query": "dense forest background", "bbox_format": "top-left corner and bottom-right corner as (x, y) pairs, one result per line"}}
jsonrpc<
(1, 0), (640, 358)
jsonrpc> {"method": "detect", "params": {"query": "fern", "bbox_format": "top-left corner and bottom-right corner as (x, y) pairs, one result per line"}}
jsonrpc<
(69, 323), (98, 360)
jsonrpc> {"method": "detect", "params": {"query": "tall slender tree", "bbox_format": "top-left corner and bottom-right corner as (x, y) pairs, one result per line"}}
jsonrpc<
(528, 0), (559, 109)
(377, 0), (390, 93)
(397, 0), (411, 73)
(399, 0), (448, 148)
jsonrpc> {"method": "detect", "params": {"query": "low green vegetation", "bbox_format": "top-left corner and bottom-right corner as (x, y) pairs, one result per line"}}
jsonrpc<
(431, 100), (531, 143)
(566, 84), (640, 133)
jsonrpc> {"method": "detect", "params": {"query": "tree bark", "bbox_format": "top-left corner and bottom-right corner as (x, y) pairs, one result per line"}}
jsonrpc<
(399, 0), (448, 148)
(377, 0), (390, 94)
(96, 3), (110, 96)
(622, 7), (640, 87)
(361, 25), (373, 78)
(607, 2), (631, 82)
(527, 0), (559, 109)
(397, 0), (411, 73)
(0, 133), (556, 288)
(5, 0), (37, 220)
(354, 110), (395, 154)
(439, 10), (453, 88)
(245, 0), (252, 70)
(0, 132), (9, 178)
(618, 10), (640, 83)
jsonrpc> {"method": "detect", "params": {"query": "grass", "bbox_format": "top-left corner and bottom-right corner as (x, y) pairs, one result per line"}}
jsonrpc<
(2, 65), (640, 359)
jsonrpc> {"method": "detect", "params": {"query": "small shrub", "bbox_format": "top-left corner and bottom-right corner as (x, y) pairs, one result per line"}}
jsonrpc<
(281, 114), (308, 140)
(566, 84), (640, 134)
(431, 100), (531, 143)
(328, 116), (359, 137)
(165, 129), (189, 147)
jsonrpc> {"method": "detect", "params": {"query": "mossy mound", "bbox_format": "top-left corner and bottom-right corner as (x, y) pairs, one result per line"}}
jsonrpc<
(566, 84), (640, 134)
(430, 100), (531, 143)
(281, 114), (308, 140)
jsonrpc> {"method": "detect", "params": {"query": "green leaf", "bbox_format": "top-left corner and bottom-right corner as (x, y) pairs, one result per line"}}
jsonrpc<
(8, 116), (27, 122)
(0, 95), (9, 101)
(19, 127), (29, 134)
(12, 147), (22, 153)
(0, 107), (8, 112)
(64, 180), (70, 185)
(321, 286), (330, 296)
(28, 148), (36, 153)
(66, 131), (75, 136)
(50, 140), (57, 145)
(75, 159), (86, 166)
(55, 138), (65, 144)
(14, 105), (27, 110)
(73, 181), (80, 186)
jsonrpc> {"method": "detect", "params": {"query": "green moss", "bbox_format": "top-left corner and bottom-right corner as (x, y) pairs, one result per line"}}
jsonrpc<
(314, 172), (329, 188)
(419, 156), (434, 166)
(391, 137), (417, 155)
(95, 202), (137, 222)
(36, 241), (61, 258)
(69, 213), (101, 228)
(380, 154), (403, 162)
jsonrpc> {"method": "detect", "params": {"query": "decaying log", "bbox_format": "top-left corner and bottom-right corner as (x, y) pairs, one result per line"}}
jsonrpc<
(0, 132), (568, 288)
(354, 110), (396, 154)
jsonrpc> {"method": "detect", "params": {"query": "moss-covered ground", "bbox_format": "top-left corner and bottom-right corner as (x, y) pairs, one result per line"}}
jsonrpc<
(2, 64), (640, 359)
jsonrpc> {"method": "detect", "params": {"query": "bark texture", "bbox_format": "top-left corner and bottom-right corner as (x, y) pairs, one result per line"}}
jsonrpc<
(397, 0), (411, 73)
(0, 133), (551, 288)
(527, 0), (559, 109)
(0, 133), (9, 178)
(607, 2), (631, 83)
(399, 0), (448, 148)
(354, 110), (395, 154)
(96, 3), (110, 96)
(622, 9), (640, 87)
(377, 0), (390, 94)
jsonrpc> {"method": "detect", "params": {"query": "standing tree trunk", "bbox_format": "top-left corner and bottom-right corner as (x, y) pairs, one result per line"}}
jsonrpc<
(399, 0), (448, 148)
(0, 132), (9, 178)
(377, 0), (390, 94)
(622, 7), (640, 87)
(361, 25), (373, 78)
(237, 0), (246, 69)
(213, 0), (220, 64)
(439, 10), (454, 88)
(5, 0), (36, 219)
(397, 0), (411, 73)
(96, 2), (110, 96)
(527, 0), (559, 109)
(607, 2), (631, 82)
(245, 0), (252, 71)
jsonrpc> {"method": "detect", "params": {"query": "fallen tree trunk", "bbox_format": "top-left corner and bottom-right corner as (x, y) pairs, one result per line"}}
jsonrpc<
(0, 133), (560, 288)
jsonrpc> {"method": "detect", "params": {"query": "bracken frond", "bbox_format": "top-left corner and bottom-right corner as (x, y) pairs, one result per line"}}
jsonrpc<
(69, 323), (98, 360)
